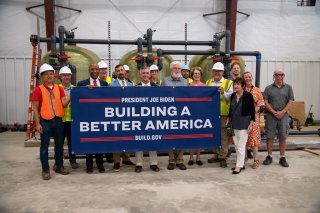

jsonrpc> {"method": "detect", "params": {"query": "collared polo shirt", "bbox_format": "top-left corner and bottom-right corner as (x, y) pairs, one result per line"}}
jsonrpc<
(263, 83), (294, 111)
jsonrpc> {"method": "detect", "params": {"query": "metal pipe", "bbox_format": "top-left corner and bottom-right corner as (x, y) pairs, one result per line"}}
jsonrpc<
(137, 37), (143, 70)
(184, 23), (187, 64)
(146, 28), (153, 67)
(58, 26), (67, 67)
(50, 35), (57, 56)
(161, 50), (215, 55)
(34, 35), (215, 46)
(224, 30), (231, 78)
(289, 130), (320, 136)
(156, 49), (164, 71)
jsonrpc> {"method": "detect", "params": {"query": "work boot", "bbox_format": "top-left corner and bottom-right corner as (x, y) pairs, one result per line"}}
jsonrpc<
(42, 170), (51, 180)
(263, 156), (273, 165)
(167, 163), (175, 170)
(220, 159), (227, 168)
(70, 162), (79, 169)
(54, 166), (69, 175)
(176, 163), (187, 170)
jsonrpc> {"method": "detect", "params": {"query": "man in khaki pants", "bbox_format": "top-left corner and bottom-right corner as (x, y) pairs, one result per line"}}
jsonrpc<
(206, 62), (233, 168)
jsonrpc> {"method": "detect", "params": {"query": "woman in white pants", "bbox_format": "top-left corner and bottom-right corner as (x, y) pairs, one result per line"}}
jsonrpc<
(228, 77), (255, 174)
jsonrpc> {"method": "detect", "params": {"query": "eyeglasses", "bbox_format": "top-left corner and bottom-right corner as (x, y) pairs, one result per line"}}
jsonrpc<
(274, 74), (284, 77)
(193, 73), (201, 75)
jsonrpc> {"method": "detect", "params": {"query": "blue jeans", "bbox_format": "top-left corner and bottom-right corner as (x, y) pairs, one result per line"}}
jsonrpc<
(40, 117), (64, 171)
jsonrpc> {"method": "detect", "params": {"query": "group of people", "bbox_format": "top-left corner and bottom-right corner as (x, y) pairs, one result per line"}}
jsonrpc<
(32, 60), (294, 180)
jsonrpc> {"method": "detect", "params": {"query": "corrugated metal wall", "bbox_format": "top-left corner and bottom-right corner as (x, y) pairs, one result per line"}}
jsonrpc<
(0, 57), (31, 125)
(0, 58), (319, 124)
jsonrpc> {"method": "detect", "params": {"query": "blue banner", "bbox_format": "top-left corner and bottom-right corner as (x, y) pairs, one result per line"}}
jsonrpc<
(71, 86), (221, 154)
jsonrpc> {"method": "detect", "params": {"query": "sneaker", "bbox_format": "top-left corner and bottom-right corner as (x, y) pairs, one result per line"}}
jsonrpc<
(176, 163), (187, 170)
(70, 162), (79, 169)
(135, 166), (142, 173)
(42, 170), (51, 180)
(188, 160), (194, 166)
(113, 163), (120, 172)
(247, 149), (253, 159)
(220, 159), (227, 168)
(54, 166), (69, 175)
(196, 160), (203, 166)
(123, 160), (135, 166)
(263, 156), (273, 165)
(207, 157), (220, 163)
(150, 165), (160, 172)
(279, 157), (289, 167)
(167, 163), (175, 170)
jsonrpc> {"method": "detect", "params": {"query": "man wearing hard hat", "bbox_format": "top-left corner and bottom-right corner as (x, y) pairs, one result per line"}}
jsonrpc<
(123, 64), (135, 86)
(59, 66), (79, 170)
(98, 60), (112, 84)
(32, 63), (71, 180)
(181, 64), (193, 84)
(206, 62), (233, 168)
(150, 64), (162, 86)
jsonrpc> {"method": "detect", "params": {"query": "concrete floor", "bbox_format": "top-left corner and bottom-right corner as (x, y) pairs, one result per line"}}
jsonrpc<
(0, 132), (320, 213)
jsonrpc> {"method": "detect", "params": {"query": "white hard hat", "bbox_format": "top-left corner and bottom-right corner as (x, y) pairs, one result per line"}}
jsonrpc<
(39, 63), (54, 75)
(150, 64), (159, 71)
(123, 65), (130, 71)
(59, 66), (72, 75)
(98, 60), (108, 69)
(212, 62), (224, 71)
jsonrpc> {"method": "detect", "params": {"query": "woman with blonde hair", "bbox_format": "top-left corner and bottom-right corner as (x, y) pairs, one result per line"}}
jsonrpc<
(243, 71), (265, 169)
(188, 67), (205, 166)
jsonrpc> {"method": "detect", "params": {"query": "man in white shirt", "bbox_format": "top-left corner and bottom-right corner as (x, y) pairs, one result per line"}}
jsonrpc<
(134, 67), (160, 173)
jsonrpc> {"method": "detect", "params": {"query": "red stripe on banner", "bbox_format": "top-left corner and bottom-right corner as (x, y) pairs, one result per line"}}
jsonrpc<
(175, 98), (212, 102)
(79, 98), (121, 103)
(80, 136), (134, 142)
(163, 133), (213, 140)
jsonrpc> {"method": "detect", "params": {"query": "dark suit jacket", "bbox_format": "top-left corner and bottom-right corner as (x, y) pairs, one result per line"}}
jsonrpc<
(136, 82), (158, 87)
(77, 78), (108, 87)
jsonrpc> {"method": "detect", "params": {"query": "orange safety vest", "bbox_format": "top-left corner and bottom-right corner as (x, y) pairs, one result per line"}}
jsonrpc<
(39, 84), (64, 120)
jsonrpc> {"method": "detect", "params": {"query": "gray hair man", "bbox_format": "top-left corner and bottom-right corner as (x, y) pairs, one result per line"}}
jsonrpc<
(162, 61), (188, 170)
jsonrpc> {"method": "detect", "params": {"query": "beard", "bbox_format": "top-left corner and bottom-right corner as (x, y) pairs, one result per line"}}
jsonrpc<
(171, 72), (181, 79)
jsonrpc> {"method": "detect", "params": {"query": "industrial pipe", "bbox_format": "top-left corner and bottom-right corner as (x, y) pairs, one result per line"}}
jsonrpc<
(58, 26), (67, 67)
(156, 49), (164, 71)
(136, 37), (143, 70)
(146, 28), (153, 67)
(50, 35), (57, 57)
(32, 35), (216, 46)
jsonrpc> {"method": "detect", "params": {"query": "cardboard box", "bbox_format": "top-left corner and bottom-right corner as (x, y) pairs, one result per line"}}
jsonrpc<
(289, 101), (305, 124)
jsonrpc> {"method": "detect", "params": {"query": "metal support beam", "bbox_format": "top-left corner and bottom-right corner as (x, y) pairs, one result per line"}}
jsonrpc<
(44, 0), (54, 51)
(226, 0), (237, 51)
